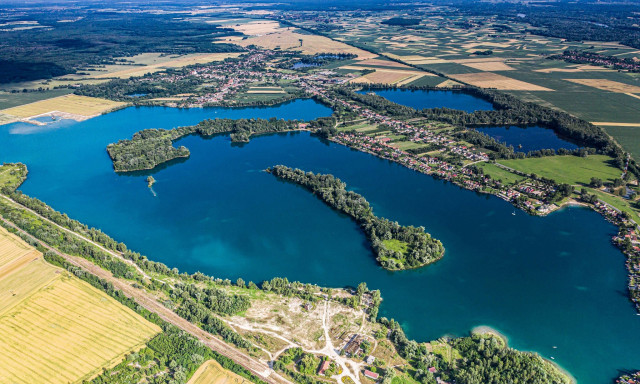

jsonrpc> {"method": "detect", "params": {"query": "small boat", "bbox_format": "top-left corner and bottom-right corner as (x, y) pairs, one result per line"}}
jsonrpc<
(552, 346), (557, 349)
(512, 211), (516, 216)
(550, 357), (555, 360)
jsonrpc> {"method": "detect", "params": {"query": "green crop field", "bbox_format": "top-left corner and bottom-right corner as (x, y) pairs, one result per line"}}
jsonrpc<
(477, 162), (526, 186)
(498, 155), (622, 186)
(601, 125), (640, 161)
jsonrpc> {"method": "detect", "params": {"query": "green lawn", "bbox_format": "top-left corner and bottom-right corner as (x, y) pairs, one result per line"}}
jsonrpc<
(382, 239), (408, 254)
(477, 162), (525, 185)
(498, 155), (621, 186)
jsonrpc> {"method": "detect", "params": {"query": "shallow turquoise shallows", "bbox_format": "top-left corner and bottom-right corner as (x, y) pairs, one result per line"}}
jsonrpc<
(1, 97), (639, 384)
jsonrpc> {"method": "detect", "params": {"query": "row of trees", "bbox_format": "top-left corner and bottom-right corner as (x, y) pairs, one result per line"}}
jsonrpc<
(268, 165), (444, 270)
(107, 117), (301, 172)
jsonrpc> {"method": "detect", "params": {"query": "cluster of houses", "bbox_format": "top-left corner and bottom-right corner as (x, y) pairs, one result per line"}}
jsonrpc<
(611, 221), (640, 312)
(617, 371), (640, 384)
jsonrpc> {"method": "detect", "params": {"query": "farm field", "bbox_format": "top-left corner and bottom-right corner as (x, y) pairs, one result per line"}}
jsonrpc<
(0, 94), (126, 122)
(188, 359), (252, 384)
(0, 226), (161, 384)
(219, 28), (375, 58)
(477, 162), (526, 186)
(293, 12), (640, 159)
(91, 52), (243, 79)
(247, 86), (286, 94)
(498, 155), (622, 186)
(600, 125), (640, 161)
(0, 89), (73, 110)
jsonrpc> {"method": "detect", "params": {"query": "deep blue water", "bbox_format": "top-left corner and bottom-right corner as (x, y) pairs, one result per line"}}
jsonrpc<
(357, 88), (495, 112)
(475, 125), (580, 153)
(1, 98), (639, 384)
(292, 62), (319, 69)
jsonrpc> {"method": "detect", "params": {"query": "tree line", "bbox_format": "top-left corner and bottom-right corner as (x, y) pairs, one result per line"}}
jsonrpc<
(268, 165), (444, 270)
(107, 117), (301, 172)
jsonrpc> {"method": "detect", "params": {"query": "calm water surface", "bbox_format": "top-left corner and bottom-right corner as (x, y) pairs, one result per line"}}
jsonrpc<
(1, 98), (639, 384)
(475, 125), (580, 153)
(357, 88), (495, 112)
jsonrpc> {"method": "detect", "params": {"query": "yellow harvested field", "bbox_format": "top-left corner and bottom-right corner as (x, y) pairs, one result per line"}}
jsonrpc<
(450, 73), (553, 91)
(341, 66), (431, 76)
(354, 58), (411, 68)
(461, 42), (512, 49)
(188, 359), (252, 384)
(593, 122), (640, 127)
(0, 95), (125, 120)
(229, 20), (285, 35)
(436, 79), (464, 88)
(460, 61), (515, 71)
(349, 69), (426, 85)
(564, 78), (640, 93)
(95, 52), (242, 79)
(534, 65), (609, 73)
(396, 74), (426, 86)
(247, 86), (286, 94)
(225, 30), (375, 58)
(0, 226), (161, 384)
(0, 113), (18, 125)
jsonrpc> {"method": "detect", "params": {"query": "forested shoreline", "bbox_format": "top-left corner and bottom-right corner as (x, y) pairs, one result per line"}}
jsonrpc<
(268, 165), (444, 270)
(107, 118), (301, 172)
(0, 162), (574, 384)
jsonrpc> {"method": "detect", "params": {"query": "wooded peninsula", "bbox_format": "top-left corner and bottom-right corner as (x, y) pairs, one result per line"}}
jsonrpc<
(107, 118), (301, 172)
(267, 165), (445, 270)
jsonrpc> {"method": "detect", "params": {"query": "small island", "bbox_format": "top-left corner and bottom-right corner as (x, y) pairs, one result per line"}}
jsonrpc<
(268, 165), (444, 270)
(107, 118), (301, 172)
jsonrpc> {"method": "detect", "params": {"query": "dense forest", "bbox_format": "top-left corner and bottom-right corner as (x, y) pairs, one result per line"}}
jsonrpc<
(381, 17), (422, 27)
(107, 118), (301, 172)
(268, 165), (444, 270)
(0, 12), (243, 83)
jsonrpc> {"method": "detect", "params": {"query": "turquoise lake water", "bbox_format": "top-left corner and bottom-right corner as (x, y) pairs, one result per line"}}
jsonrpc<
(357, 88), (495, 112)
(475, 125), (580, 153)
(1, 97), (639, 383)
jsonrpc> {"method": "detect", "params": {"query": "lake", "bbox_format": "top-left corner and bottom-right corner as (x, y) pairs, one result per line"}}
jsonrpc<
(1, 97), (639, 384)
(357, 88), (495, 112)
(475, 125), (580, 153)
